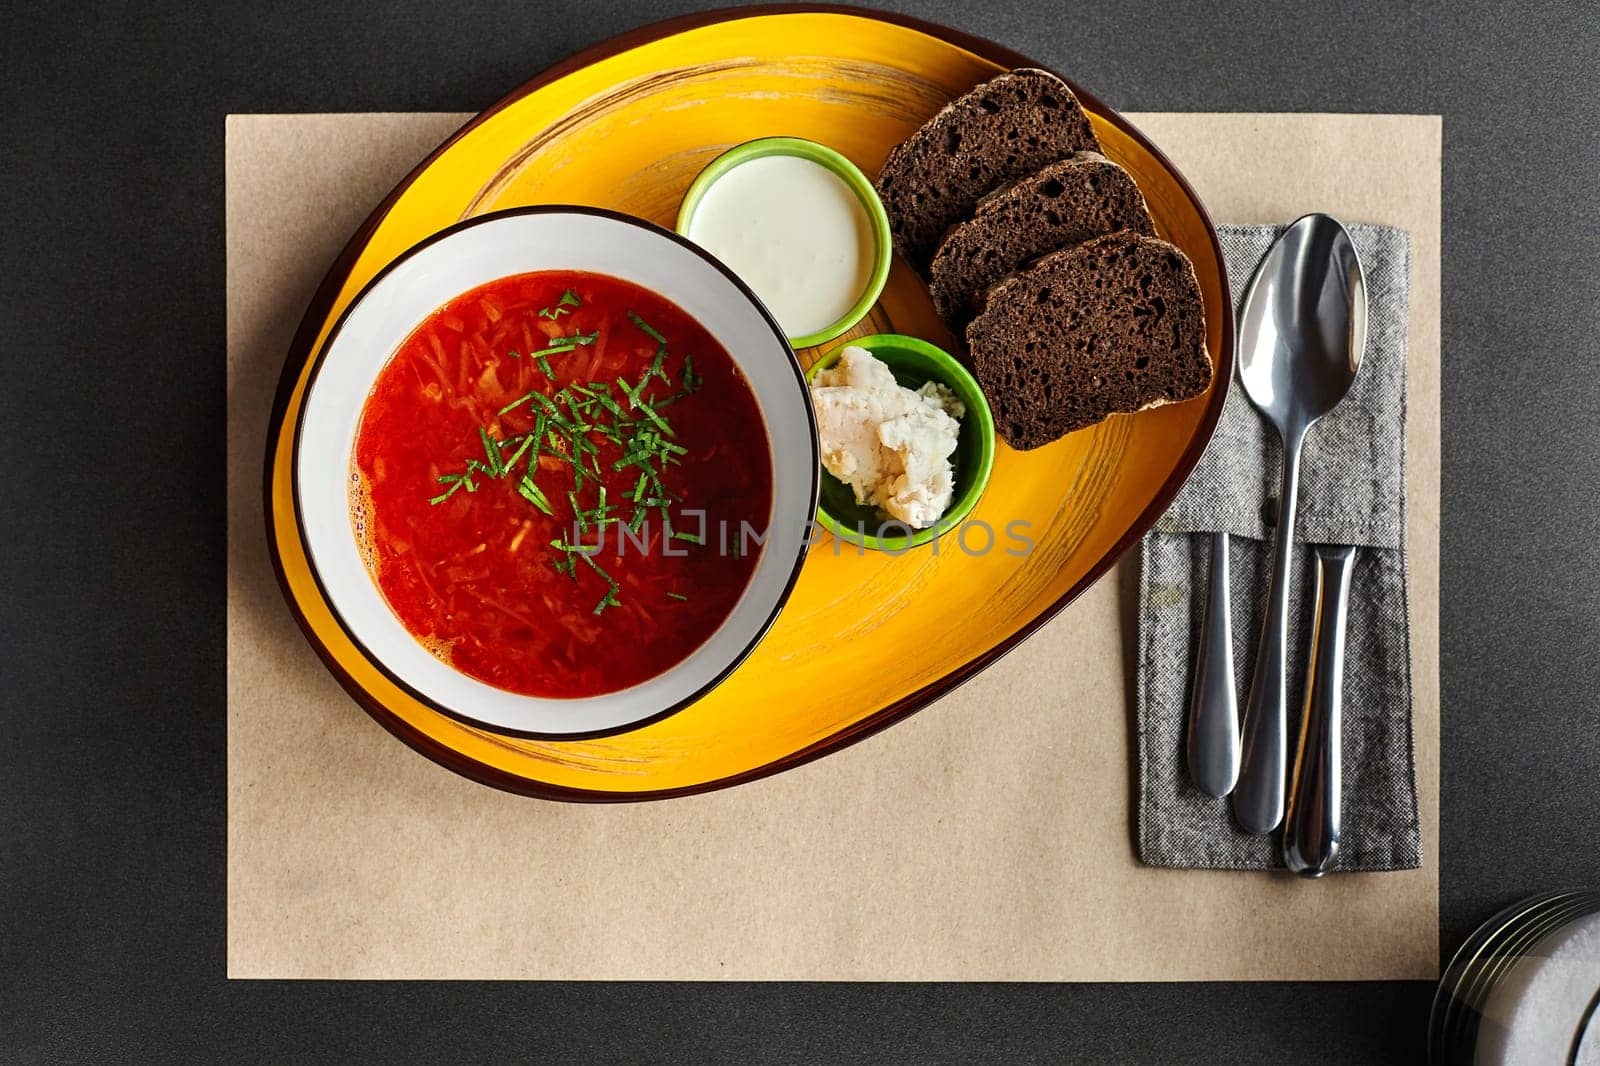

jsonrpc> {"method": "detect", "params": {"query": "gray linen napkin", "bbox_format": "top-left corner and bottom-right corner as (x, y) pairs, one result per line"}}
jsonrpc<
(1137, 223), (1421, 871)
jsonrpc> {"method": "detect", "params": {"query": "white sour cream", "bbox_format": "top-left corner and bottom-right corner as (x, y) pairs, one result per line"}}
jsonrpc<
(687, 154), (875, 340)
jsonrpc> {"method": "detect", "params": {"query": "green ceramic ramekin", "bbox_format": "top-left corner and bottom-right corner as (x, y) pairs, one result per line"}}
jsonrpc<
(676, 136), (893, 350)
(806, 334), (996, 552)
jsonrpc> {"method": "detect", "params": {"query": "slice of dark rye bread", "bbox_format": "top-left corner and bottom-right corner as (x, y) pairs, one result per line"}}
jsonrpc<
(875, 69), (1101, 271)
(928, 152), (1155, 326)
(966, 233), (1213, 449)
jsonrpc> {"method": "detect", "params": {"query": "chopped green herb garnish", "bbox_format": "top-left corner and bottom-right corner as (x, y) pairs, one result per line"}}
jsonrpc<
(634, 400), (673, 437)
(627, 311), (666, 346)
(529, 389), (565, 420)
(611, 448), (650, 471)
(646, 343), (669, 385)
(615, 376), (643, 411)
(574, 550), (620, 615)
(426, 308), (709, 614)
(567, 490), (584, 533)
(547, 538), (579, 579)
(537, 290), (582, 320)
(429, 473), (474, 505)
(478, 427), (504, 477)
(542, 330), (598, 355)
(589, 391), (627, 420)
(517, 476), (554, 515)
(501, 435), (534, 475)
(667, 592), (688, 601)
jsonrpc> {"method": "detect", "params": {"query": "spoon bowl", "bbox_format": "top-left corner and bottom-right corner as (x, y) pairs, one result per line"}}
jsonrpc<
(1231, 214), (1366, 835)
(1237, 215), (1366, 437)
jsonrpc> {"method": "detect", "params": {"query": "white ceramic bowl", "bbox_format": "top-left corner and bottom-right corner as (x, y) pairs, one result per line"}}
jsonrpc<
(294, 207), (819, 738)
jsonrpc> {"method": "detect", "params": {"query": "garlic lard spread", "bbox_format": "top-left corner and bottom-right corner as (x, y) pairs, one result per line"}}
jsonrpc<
(809, 346), (965, 529)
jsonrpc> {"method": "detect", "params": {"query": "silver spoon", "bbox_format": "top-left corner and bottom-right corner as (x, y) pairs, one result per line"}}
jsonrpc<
(1232, 214), (1366, 836)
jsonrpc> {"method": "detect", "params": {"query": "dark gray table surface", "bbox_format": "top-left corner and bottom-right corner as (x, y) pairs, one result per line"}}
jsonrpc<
(4, 0), (1598, 1061)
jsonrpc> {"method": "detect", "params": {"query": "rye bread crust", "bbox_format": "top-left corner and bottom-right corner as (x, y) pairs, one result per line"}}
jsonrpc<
(927, 152), (1155, 327)
(875, 69), (1101, 272)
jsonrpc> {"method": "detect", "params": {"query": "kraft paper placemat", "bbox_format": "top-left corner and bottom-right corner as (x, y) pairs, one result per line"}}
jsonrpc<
(227, 112), (1441, 981)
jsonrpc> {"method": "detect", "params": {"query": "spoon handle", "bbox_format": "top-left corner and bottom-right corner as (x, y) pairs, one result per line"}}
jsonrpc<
(1187, 532), (1240, 797)
(1233, 434), (1303, 834)
(1284, 543), (1356, 877)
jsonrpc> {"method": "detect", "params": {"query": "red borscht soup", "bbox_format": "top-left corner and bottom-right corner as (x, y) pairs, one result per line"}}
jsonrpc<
(351, 271), (773, 699)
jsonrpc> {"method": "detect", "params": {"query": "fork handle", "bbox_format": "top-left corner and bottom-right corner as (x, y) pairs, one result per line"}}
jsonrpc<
(1284, 543), (1356, 877)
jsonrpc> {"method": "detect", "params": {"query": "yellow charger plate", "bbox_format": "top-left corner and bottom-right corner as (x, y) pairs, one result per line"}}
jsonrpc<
(265, 5), (1234, 799)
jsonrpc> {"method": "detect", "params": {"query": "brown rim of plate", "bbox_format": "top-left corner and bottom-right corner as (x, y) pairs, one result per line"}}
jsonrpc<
(262, 2), (1237, 802)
